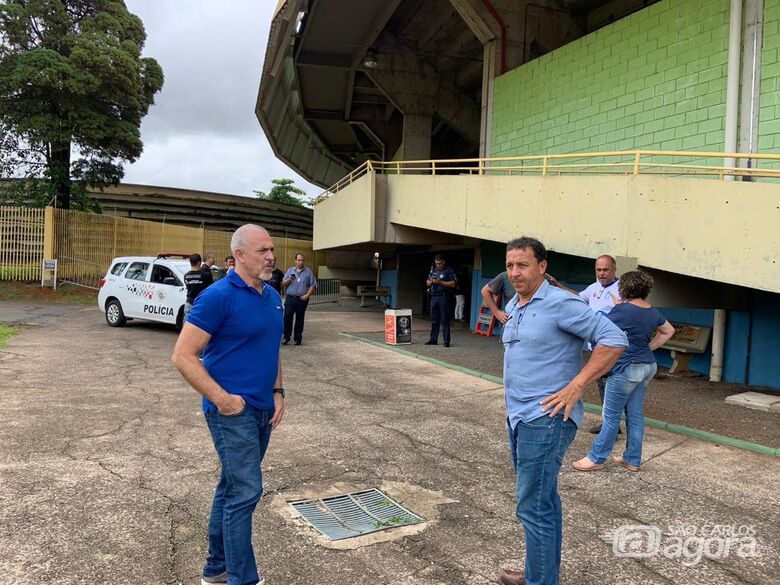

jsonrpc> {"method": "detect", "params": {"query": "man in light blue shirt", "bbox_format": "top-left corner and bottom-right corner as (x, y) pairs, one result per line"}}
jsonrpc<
(281, 253), (317, 345)
(498, 237), (627, 585)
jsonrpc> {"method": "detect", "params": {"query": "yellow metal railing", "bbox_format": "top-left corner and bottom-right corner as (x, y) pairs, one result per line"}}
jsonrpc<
(316, 150), (780, 200)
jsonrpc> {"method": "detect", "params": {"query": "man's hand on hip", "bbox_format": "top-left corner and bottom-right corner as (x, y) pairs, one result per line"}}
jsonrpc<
(539, 382), (583, 421)
(217, 393), (246, 416)
(494, 309), (509, 324)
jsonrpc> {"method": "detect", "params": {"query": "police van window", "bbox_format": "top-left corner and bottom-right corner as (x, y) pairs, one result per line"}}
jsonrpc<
(110, 262), (128, 276)
(125, 262), (149, 281)
(151, 264), (181, 286)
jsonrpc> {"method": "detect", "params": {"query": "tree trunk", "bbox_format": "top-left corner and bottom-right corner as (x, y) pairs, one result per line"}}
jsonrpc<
(49, 142), (72, 209)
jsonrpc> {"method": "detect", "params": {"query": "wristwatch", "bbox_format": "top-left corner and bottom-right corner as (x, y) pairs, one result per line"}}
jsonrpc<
(273, 387), (285, 398)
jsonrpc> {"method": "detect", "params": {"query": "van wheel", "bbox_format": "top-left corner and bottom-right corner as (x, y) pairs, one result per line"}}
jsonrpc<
(106, 299), (127, 327)
(175, 306), (185, 331)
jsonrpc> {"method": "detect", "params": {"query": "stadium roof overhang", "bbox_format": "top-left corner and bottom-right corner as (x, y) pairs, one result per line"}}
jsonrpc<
(257, 0), (660, 189)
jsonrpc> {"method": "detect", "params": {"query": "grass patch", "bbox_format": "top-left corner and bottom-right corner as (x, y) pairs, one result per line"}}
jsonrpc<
(0, 281), (96, 304)
(0, 325), (18, 349)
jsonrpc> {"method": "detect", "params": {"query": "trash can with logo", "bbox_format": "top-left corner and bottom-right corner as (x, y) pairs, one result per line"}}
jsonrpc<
(385, 309), (412, 345)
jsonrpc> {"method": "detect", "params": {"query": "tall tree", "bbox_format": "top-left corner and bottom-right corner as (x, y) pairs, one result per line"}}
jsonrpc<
(0, 0), (163, 209)
(254, 178), (309, 207)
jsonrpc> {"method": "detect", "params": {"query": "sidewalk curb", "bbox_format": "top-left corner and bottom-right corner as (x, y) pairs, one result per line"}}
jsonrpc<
(339, 333), (779, 459)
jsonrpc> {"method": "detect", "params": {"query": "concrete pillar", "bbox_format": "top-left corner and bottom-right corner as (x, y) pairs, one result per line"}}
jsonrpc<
(738, 0), (765, 172)
(615, 255), (638, 276)
(402, 113), (432, 162)
(480, 40), (497, 158)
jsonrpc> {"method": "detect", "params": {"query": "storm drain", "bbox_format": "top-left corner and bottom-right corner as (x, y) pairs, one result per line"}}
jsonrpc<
(289, 488), (423, 540)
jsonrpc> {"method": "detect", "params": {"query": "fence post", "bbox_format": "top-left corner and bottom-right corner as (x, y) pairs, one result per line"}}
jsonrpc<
(113, 215), (118, 258)
(43, 206), (54, 261)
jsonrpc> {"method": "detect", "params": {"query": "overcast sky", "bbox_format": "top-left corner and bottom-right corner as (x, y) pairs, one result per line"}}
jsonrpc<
(122, 0), (321, 199)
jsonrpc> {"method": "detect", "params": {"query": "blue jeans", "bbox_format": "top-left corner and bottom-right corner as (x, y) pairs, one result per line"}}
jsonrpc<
(588, 362), (657, 468)
(509, 414), (578, 585)
(204, 405), (274, 585)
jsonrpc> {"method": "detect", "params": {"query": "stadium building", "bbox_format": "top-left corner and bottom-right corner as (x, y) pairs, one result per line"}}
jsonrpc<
(258, 0), (780, 389)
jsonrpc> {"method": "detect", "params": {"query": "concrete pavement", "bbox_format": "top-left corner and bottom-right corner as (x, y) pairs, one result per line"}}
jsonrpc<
(0, 307), (777, 584)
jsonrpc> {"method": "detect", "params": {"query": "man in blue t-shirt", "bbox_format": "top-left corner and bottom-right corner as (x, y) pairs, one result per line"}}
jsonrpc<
(172, 224), (284, 585)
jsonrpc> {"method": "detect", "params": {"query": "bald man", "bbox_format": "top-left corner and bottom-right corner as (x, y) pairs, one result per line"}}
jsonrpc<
(555, 255), (621, 434)
(173, 224), (285, 585)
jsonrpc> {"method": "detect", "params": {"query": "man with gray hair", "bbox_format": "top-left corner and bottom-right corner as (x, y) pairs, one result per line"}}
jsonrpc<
(498, 236), (626, 585)
(173, 224), (285, 585)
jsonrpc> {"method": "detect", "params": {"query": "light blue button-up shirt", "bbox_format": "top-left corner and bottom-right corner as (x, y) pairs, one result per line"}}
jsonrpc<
(502, 280), (628, 429)
(283, 266), (317, 297)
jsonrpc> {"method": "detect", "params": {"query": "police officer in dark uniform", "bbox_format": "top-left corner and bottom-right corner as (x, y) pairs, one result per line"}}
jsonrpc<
(425, 254), (457, 347)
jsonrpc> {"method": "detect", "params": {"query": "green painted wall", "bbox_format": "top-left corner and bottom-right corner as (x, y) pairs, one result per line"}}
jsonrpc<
(760, 0), (780, 154)
(491, 0), (730, 159)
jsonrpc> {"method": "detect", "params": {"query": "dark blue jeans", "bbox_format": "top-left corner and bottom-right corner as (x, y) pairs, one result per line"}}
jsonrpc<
(428, 294), (451, 344)
(283, 295), (309, 343)
(509, 414), (578, 585)
(204, 405), (273, 585)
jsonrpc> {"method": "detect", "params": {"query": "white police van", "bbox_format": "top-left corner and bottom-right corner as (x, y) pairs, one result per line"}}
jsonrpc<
(97, 254), (191, 328)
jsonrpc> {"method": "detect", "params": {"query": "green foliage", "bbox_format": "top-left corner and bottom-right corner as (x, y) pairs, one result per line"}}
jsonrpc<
(0, 325), (18, 349)
(1, 176), (102, 212)
(254, 178), (309, 207)
(0, 0), (164, 208)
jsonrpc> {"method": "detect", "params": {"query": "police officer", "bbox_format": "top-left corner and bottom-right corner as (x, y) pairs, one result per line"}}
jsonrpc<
(425, 254), (457, 347)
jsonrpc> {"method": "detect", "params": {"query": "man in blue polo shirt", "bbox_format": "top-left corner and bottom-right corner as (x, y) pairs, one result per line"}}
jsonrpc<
(498, 237), (627, 585)
(172, 224), (284, 585)
(281, 252), (317, 346)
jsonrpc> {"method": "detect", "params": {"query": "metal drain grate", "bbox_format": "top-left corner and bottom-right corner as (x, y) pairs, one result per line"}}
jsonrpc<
(289, 488), (423, 540)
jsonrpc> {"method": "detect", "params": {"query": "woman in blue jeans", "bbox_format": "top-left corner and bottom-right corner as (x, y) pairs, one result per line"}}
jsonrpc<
(573, 271), (675, 472)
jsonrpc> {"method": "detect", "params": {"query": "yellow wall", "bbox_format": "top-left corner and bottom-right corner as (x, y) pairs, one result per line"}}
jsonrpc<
(313, 173), (375, 249)
(315, 173), (780, 293)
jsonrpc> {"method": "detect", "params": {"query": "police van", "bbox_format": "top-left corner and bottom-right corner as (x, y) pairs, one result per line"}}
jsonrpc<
(97, 254), (192, 328)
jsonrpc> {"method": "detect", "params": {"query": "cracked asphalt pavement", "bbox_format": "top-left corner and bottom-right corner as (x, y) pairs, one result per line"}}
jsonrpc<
(0, 304), (778, 584)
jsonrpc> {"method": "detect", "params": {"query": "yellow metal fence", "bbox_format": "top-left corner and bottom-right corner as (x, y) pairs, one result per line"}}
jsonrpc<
(0, 207), (318, 287)
(318, 149), (780, 198)
(0, 207), (45, 280)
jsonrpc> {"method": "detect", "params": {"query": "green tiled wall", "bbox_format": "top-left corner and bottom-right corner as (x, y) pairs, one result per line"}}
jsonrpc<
(491, 0), (730, 159)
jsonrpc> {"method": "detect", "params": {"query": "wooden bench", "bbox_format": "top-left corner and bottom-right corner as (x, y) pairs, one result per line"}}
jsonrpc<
(661, 322), (712, 373)
(356, 285), (390, 307)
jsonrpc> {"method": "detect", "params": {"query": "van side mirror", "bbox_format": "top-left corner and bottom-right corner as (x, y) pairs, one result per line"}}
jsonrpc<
(163, 277), (176, 285)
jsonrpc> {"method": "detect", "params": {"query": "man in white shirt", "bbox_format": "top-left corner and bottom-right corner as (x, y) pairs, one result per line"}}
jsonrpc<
(554, 255), (620, 434)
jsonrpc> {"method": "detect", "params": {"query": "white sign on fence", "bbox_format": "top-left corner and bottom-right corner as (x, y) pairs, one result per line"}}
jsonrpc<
(41, 259), (58, 290)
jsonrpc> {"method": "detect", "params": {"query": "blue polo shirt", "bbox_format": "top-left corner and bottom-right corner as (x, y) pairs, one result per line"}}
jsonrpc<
(501, 280), (627, 429)
(187, 269), (284, 413)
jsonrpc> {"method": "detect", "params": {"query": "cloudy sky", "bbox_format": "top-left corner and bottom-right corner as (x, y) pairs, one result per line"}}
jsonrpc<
(122, 0), (321, 199)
